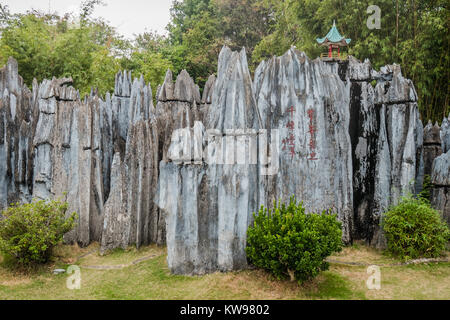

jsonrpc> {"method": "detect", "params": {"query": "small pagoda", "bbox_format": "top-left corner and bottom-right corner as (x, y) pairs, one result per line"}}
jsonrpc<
(316, 20), (351, 60)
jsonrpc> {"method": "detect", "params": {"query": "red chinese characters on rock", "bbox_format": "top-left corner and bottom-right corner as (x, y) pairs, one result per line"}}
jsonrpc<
(282, 106), (296, 159)
(307, 108), (318, 161)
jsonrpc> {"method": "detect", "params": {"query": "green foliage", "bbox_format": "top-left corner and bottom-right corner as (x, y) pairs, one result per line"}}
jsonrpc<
(167, 0), (449, 121)
(246, 197), (343, 284)
(0, 2), (171, 99)
(251, 0), (449, 122)
(167, 0), (274, 82)
(126, 50), (173, 98)
(1, 0), (447, 121)
(381, 196), (450, 260)
(0, 200), (77, 267)
(419, 174), (433, 201)
(0, 4), (122, 98)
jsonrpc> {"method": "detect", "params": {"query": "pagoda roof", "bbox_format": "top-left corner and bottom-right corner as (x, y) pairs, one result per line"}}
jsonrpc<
(316, 21), (351, 46)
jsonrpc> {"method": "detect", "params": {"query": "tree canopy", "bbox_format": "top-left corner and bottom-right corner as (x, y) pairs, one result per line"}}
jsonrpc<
(0, 0), (447, 121)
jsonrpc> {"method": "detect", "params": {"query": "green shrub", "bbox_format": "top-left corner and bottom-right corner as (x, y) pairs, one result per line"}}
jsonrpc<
(0, 199), (77, 266)
(246, 197), (343, 284)
(418, 174), (432, 201)
(381, 196), (450, 260)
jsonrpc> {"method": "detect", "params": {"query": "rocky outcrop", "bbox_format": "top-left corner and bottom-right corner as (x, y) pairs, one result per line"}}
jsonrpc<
(103, 75), (164, 249)
(0, 58), (36, 210)
(100, 68), (201, 252)
(0, 48), (435, 275)
(431, 150), (450, 225)
(157, 46), (425, 274)
(32, 78), (107, 246)
(206, 48), (261, 272)
(0, 59), (165, 251)
(429, 113), (450, 226)
(155, 70), (200, 162)
(100, 153), (129, 253)
(423, 121), (443, 176)
(283, 56), (423, 248)
(440, 114), (450, 153)
(123, 120), (162, 246)
(158, 48), (261, 274)
(336, 59), (423, 247)
(254, 48), (354, 243)
(198, 75), (216, 123)
(96, 74), (164, 251)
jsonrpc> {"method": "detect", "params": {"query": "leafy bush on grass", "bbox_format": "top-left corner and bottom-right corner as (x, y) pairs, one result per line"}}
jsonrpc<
(0, 199), (77, 267)
(381, 196), (450, 260)
(246, 197), (343, 284)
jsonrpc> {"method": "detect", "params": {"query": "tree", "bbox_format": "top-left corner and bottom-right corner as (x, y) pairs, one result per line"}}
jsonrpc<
(166, 0), (273, 84)
(0, 1), (128, 98)
(249, 0), (448, 122)
(0, 0), (446, 121)
(124, 50), (173, 98)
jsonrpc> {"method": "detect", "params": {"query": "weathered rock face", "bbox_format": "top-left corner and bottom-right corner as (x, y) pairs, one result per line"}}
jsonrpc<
(428, 114), (450, 226)
(439, 114), (450, 153)
(95, 74), (165, 250)
(157, 46), (425, 274)
(0, 58), (36, 209)
(0, 59), (165, 251)
(254, 48), (353, 243)
(199, 75), (216, 123)
(0, 48), (435, 275)
(423, 121), (443, 176)
(100, 153), (129, 253)
(101, 117), (163, 253)
(431, 150), (450, 225)
(123, 119), (162, 246)
(334, 59), (423, 247)
(31, 78), (109, 246)
(157, 48), (260, 274)
(155, 69), (200, 163)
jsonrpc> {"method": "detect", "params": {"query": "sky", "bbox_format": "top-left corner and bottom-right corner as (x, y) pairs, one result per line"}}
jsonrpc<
(2, 0), (174, 38)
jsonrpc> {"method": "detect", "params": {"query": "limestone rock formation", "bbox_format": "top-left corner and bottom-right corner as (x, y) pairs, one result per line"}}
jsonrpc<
(100, 153), (129, 253)
(124, 120), (163, 246)
(0, 48), (436, 275)
(0, 58), (165, 250)
(431, 150), (450, 225)
(337, 59), (423, 247)
(155, 69), (199, 163)
(254, 48), (354, 243)
(0, 58), (36, 210)
(98, 74), (164, 251)
(199, 75), (216, 123)
(157, 46), (426, 274)
(158, 47), (261, 274)
(206, 47), (261, 271)
(441, 114), (450, 153)
(423, 121), (443, 176)
(32, 79), (106, 246)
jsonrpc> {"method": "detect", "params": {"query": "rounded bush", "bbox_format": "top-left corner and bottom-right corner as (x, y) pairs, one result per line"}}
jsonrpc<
(246, 197), (343, 284)
(0, 199), (77, 267)
(381, 196), (450, 260)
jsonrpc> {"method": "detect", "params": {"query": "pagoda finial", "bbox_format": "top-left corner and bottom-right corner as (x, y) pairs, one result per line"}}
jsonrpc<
(333, 20), (336, 27)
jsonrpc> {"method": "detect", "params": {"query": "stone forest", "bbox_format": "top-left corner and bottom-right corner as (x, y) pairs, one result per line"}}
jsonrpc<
(0, 45), (449, 275)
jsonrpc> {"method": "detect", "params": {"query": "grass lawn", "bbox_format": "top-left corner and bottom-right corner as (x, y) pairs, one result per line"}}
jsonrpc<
(0, 242), (448, 300)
